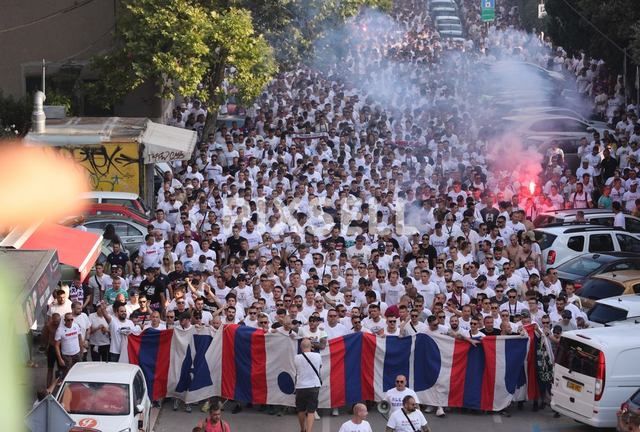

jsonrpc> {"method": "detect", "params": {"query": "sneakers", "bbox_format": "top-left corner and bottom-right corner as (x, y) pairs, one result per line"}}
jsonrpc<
(314, 411), (321, 420)
(332, 408), (339, 416)
(201, 400), (210, 413)
(436, 407), (446, 417)
(185, 404), (192, 413)
(173, 399), (179, 411)
(423, 406), (434, 413)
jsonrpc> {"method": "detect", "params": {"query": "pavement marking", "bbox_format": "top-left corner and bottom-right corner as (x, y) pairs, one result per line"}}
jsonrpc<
(493, 414), (503, 423)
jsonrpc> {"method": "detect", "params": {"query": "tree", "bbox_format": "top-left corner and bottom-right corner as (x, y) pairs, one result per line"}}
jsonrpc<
(236, 0), (392, 67)
(89, 0), (276, 135)
(543, 0), (640, 74)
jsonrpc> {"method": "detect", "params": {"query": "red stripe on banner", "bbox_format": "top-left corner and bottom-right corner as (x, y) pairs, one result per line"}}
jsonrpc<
(480, 336), (497, 411)
(221, 324), (238, 399)
(329, 337), (346, 407)
(525, 324), (540, 400)
(361, 332), (376, 401)
(251, 329), (268, 404)
(448, 339), (470, 407)
(153, 329), (173, 400)
(127, 333), (141, 365)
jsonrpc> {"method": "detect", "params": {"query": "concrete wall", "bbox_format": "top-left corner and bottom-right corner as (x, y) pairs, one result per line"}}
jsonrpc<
(0, 0), (169, 118)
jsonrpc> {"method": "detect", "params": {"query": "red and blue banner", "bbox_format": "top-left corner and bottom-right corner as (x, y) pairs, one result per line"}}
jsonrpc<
(121, 325), (531, 410)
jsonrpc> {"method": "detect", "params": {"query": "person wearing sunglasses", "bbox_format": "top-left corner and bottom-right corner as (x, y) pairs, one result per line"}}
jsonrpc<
(384, 375), (420, 416)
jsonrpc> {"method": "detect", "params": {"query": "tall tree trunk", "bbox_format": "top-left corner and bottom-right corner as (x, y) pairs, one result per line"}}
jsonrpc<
(201, 60), (226, 141)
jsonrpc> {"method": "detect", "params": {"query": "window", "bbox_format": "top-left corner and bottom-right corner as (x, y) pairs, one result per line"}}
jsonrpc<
(84, 221), (108, 231)
(104, 198), (135, 210)
(534, 231), (557, 250)
(555, 338), (601, 377)
(133, 372), (146, 405)
(589, 217), (613, 227)
(588, 234), (614, 252)
(556, 256), (603, 276)
(616, 234), (640, 253)
(567, 236), (585, 252)
(127, 224), (144, 236)
(633, 283), (640, 294)
(579, 279), (625, 300)
(533, 215), (556, 227)
(58, 382), (130, 415)
(587, 303), (628, 324)
(625, 217), (640, 234)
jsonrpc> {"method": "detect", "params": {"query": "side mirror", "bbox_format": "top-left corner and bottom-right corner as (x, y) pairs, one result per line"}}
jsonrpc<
(134, 403), (144, 415)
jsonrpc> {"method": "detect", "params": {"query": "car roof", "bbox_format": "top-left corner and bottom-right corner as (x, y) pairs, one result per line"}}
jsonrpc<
(595, 294), (640, 311)
(540, 209), (614, 216)
(81, 191), (140, 200)
(64, 362), (139, 384)
(592, 270), (640, 284)
(534, 224), (623, 234)
(563, 323), (640, 348)
(83, 215), (147, 228)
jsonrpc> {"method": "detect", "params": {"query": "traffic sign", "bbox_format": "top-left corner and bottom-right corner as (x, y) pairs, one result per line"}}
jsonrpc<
(481, 0), (495, 22)
(25, 395), (75, 432)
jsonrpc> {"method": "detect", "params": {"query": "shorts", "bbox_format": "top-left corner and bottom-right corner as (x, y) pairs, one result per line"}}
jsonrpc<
(295, 387), (320, 413)
(47, 346), (57, 369)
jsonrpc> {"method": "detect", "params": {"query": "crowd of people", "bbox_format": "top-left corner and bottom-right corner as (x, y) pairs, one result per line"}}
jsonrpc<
(42, 0), (640, 430)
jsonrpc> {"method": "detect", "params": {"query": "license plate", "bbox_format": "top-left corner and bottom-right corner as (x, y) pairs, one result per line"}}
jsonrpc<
(566, 381), (583, 392)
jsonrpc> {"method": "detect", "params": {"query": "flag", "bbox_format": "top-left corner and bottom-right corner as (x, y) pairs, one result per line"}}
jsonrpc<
(120, 328), (173, 401)
(121, 325), (530, 411)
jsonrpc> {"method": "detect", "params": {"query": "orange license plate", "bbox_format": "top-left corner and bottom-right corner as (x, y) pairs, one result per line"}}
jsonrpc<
(567, 381), (583, 392)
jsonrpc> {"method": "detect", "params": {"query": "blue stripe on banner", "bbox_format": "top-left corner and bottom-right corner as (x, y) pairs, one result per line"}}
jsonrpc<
(413, 334), (441, 391)
(383, 336), (412, 391)
(343, 333), (363, 405)
(234, 326), (257, 402)
(138, 329), (161, 398)
(504, 338), (528, 393)
(462, 343), (485, 409)
(190, 334), (214, 391)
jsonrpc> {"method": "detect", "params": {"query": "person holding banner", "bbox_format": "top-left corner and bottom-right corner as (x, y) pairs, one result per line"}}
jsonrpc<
(295, 338), (322, 432)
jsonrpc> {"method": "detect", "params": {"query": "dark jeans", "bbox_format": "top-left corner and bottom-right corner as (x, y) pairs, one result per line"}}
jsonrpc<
(109, 352), (120, 362)
(91, 345), (110, 362)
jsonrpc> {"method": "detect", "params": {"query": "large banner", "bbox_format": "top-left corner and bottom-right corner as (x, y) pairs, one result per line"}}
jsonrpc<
(121, 325), (532, 411)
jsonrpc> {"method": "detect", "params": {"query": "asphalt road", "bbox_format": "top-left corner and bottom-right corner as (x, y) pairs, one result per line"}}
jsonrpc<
(153, 401), (601, 432)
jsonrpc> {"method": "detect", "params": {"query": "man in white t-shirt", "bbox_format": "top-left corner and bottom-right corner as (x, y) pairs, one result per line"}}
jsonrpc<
(385, 375), (419, 415)
(386, 395), (430, 432)
(104, 303), (137, 362)
(54, 312), (84, 377)
(295, 338), (322, 432)
(338, 403), (373, 432)
(299, 315), (328, 351)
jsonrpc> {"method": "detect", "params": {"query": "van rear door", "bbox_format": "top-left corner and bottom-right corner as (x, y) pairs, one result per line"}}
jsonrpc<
(552, 336), (603, 419)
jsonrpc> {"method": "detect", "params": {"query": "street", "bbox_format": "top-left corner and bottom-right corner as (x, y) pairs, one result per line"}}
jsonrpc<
(153, 402), (596, 432)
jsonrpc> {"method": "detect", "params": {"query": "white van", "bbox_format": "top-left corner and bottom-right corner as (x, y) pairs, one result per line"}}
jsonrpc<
(550, 325), (640, 427)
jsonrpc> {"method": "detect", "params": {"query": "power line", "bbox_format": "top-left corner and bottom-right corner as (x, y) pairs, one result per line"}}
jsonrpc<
(0, 0), (99, 35)
(556, 0), (625, 53)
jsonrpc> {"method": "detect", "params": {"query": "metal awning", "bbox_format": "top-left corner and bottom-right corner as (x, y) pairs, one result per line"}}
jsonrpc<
(140, 120), (197, 163)
(0, 224), (102, 280)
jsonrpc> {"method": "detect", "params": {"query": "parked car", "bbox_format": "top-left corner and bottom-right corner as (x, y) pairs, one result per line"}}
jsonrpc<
(550, 325), (640, 427)
(85, 203), (150, 226)
(510, 106), (608, 129)
(617, 387), (640, 432)
(577, 270), (640, 310)
(56, 362), (151, 432)
(534, 209), (640, 233)
(429, 0), (457, 10)
(81, 216), (147, 256)
(501, 114), (610, 139)
(554, 252), (640, 289)
(534, 225), (640, 267)
(81, 191), (149, 216)
(587, 295), (640, 326)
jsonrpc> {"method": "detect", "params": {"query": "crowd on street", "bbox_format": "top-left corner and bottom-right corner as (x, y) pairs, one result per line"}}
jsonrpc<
(43, 0), (640, 431)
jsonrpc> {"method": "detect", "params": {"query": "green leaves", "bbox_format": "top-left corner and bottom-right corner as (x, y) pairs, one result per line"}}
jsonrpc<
(91, 0), (275, 111)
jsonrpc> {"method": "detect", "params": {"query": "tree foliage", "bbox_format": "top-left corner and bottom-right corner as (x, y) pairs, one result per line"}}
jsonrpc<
(543, 0), (640, 73)
(89, 0), (276, 110)
(235, 0), (392, 67)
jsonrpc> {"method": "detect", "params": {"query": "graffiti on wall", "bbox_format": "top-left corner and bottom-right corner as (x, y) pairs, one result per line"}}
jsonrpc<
(62, 143), (140, 193)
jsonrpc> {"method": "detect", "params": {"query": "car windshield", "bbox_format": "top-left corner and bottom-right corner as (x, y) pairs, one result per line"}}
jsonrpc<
(587, 303), (628, 324)
(556, 255), (603, 276)
(632, 388), (640, 405)
(578, 279), (624, 300)
(58, 382), (130, 415)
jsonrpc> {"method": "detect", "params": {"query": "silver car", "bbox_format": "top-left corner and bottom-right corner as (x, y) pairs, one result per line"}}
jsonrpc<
(81, 216), (148, 256)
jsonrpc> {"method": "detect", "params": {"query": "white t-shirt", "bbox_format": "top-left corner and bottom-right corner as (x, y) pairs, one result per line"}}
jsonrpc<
(385, 387), (419, 414)
(338, 420), (373, 432)
(55, 323), (82, 356)
(386, 408), (428, 432)
(325, 323), (349, 339)
(88, 312), (111, 346)
(109, 318), (136, 354)
(294, 352), (322, 389)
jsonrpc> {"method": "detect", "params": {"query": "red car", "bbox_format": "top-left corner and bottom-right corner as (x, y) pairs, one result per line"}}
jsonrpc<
(85, 203), (150, 225)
